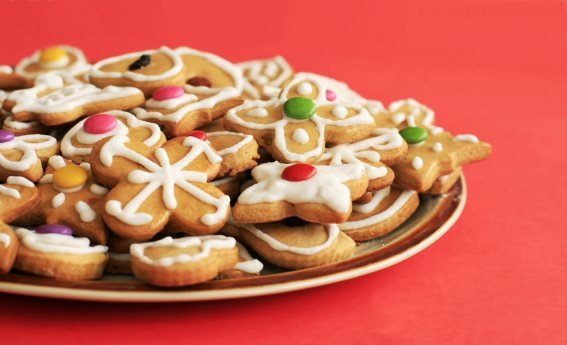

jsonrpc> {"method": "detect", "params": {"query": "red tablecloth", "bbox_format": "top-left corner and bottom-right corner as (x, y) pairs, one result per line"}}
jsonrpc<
(1, 1), (565, 344)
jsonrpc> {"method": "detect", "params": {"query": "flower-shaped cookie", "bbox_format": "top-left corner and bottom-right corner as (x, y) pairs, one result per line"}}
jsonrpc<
(0, 131), (59, 182)
(61, 110), (165, 162)
(238, 56), (293, 100)
(88, 133), (231, 241)
(0, 65), (29, 90)
(225, 75), (375, 163)
(15, 45), (91, 82)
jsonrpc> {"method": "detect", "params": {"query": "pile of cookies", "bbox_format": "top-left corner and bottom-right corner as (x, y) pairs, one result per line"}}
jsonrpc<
(0, 45), (491, 286)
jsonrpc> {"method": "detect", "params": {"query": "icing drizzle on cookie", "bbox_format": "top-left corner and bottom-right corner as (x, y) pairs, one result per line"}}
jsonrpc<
(15, 228), (108, 255)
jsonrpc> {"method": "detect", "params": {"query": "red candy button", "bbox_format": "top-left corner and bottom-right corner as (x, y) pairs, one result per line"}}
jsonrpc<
(326, 89), (337, 101)
(184, 130), (208, 141)
(282, 163), (317, 182)
(83, 114), (117, 134)
(153, 86), (184, 101)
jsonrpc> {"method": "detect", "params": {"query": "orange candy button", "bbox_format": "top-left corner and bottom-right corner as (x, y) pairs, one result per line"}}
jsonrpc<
(53, 165), (88, 190)
(39, 47), (66, 64)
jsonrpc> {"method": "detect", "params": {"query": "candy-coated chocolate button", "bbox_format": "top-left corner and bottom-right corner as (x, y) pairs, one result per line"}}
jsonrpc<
(39, 47), (66, 64)
(153, 86), (185, 101)
(0, 130), (15, 143)
(53, 165), (88, 190)
(283, 97), (316, 120)
(282, 163), (317, 182)
(326, 89), (337, 101)
(83, 114), (117, 134)
(36, 224), (73, 236)
(184, 130), (208, 141)
(400, 127), (428, 144)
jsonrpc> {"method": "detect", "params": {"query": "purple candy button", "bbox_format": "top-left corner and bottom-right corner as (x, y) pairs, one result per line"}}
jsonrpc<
(36, 224), (73, 236)
(0, 130), (15, 143)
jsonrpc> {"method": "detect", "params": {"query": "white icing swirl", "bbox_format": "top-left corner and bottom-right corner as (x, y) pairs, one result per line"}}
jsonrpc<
(15, 228), (108, 255)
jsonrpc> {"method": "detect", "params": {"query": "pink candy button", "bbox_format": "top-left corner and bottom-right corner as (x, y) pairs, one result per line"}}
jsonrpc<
(326, 89), (337, 101)
(84, 114), (118, 134)
(153, 86), (184, 101)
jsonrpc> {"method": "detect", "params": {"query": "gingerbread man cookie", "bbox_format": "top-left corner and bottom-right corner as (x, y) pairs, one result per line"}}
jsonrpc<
(88, 133), (231, 241)
(61, 110), (165, 162)
(15, 45), (91, 82)
(238, 56), (293, 100)
(90, 46), (186, 97)
(0, 65), (29, 90)
(224, 74), (375, 163)
(233, 161), (368, 224)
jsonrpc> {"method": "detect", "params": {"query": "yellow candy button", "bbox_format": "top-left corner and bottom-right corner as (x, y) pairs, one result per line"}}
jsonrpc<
(53, 165), (88, 190)
(39, 47), (66, 64)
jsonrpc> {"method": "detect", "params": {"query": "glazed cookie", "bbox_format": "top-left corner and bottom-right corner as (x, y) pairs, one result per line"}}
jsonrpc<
(339, 187), (419, 241)
(205, 130), (259, 177)
(237, 221), (355, 269)
(373, 98), (437, 130)
(0, 65), (29, 90)
(316, 128), (407, 192)
(61, 110), (165, 162)
(15, 45), (91, 82)
(224, 74), (375, 163)
(0, 176), (41, 223)
(0, 131), (59, 182)
(13, 225), (108, 281)
(217, 241), (263, 279)
(2, 114), (46, 136)
(88, 133), (231, 241)
(0, 222), (18, 274)
(233, 162), (368, 224)
(130, 235), (238, 287)
(392, 127), (492, 191)
(238, 56), (293, 100)
(425, 167), (462, 195)
(90, 46), (186, 97)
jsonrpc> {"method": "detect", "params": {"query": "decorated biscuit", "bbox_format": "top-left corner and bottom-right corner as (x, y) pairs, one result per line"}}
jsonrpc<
(130, 235), (238, 287)
(15, 45), (91, 82)
(339, 187), (419, 241)
(233, 161), (368, 224)
(238, 56), (293, 100)
(224, 74), (375, 163)
(217, 241), (263, 279)
(13, 225), (108, 281)
(0, 131), (58, 182)
(205, 130), (259, 177)
(372, 98), (437, 130)
(88, 133), (231, 241)
(0, 222), (18, 274)
(61, 110), (165, 162)
(90, 46), (186, 97)
(425, 168), (462, 195)
(2, 114), (46, 136)
(0, 65), (29, 90)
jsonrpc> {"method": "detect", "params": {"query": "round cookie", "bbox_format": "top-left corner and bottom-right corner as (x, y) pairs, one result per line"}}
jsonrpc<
(15, 45), (91, 82)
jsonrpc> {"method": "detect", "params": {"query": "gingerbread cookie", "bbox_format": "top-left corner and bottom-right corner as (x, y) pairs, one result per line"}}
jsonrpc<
(425, 168), (462, 195)
(233, 162), (368, 224)
(0, 176), (41, 222)
(90, 46), (186, 97)
(205, 130), (259, 177)
(0, 65), (29, 90)
(15, 45), (91, 82)
(13, 225), (108, 281)
(130, 235), (238, 286)
(224, 74), (375, 163)
(61, 110), (165, 162)
(339, 187), (419, 241)
(2, 114), (46, 136)
(238, 56), (293, 100)
(217, 241), (263, 279)
(0, 131), (59, 182)
(0, 222), (18, 274)
(88, 133), (231, 241)
(373, 98), (437, 130)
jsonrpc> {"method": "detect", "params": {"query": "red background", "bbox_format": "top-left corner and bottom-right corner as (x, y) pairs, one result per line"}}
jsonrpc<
(1, 1), (565, 344)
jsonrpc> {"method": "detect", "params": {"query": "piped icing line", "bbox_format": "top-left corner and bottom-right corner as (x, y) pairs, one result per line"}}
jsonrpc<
(130, 235), (236, 267)
(293, 72), (365, 103)
(0, 134), (57, 172)
(15, 46), (91, 80)
(0, 65), (13, 74)
(207, 131), (254, 156)
(75, 201), (96, 222)
(15, 228), (108, 255)
(339, 189), (417, 230)
(240, 223), (339, 255)
(453, 134), (479, 143)
(238, 56), (293, 99)
(0, 173), (35, 199)
(101, 135), (230, 226)
(6, 71), (84, 106)
(388, 98), (435, 127)
(91, 46), (183, 82)
(0, 232), (10, 247)
(3, 115), (40, 130)
(61, 110), (162, 158)
(238, 162), (365, 213)
(211, 175), (238, 187)
(234, 242), (263, 274)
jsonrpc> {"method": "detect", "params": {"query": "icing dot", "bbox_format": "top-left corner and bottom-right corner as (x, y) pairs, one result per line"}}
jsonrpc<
(83, 114), (118, 134)
(400, 127), (428, 144)
(184, 130), (208, 141)
(326, 89), (337, 101)
(36, 224), (73, 236)
(332, 105), (348, 119)
(292, 128), (309, 144)
(39, 47), (66, 64)
(297, 82), (313, 96)
(246, 108), (268, 118)
(283, 97), (316, 120)
(432, 142), (443, 152)
(282, 163), (317, 182)
(53, 165), (88, 190)
(412, 157), (424, 170)
(0, 130), (15, 143)
(153, 86), (184, 101)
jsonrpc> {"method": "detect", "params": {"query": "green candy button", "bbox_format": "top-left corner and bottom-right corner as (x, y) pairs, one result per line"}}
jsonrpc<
(283, 97), (316, 120)
(400, 127), (428, 144)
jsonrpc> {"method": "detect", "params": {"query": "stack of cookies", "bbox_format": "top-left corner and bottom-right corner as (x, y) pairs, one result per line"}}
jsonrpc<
(0, 46), (491, 286)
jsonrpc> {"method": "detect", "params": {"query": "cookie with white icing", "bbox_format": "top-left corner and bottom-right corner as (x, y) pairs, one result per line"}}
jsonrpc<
(205, 130), (259, 177)
(371, 98), (437, 130)
(0, 65), (29, 90)
(233, 161), (368, 224)
(0, 176), (40, 223)
(217, 241), (263, 279)
(88, 133), (231, 241)
(90, 46), (186, 97)
(2, 114), (47, 136)
(339, 187), (419, 241)
(0, 221), (18, 274)
(13, 225), (108, 281)
(224, 74), (375, 163)
(425, 168), (462, 195)
(15, 45), (91, 82)
(130, 235), (238, 287)
(61, 110), (165, 162)
(238, 56), (293, 100)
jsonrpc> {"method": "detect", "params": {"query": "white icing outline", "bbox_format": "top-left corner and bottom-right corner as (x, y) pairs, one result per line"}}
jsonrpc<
(207, 131), (253, 156)
(15, 46), (91, 80)
(15, 228), (108, 255)
(238, 56), (293, 99)
(0, 134), (57, 172)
